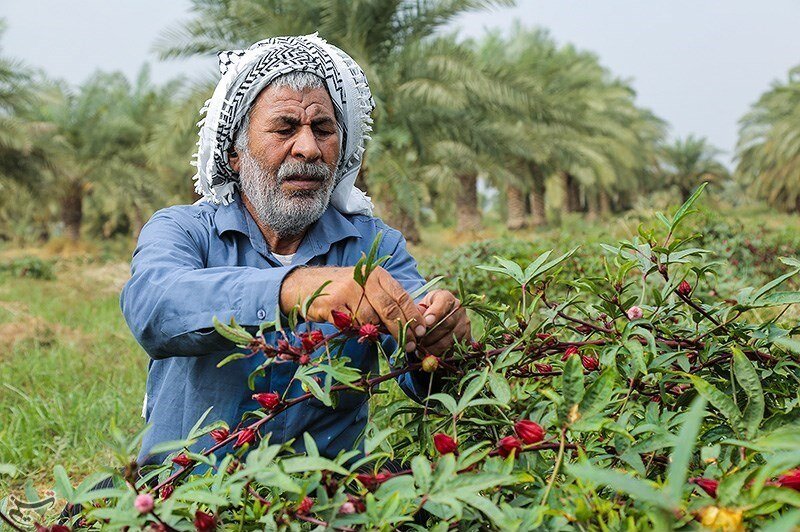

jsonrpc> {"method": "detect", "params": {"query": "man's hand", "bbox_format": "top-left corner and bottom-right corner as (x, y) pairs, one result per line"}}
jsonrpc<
(416, 290), (471, 356)
(280, 266), (427, 352)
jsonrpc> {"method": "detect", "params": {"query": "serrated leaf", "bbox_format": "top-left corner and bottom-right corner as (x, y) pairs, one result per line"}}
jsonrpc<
(487, 372), (511, 405)
(579, 369), (617, 419)
(732, 348), (764, 438)
(567, 462), (673, 510)
(689, 375), (742, 429)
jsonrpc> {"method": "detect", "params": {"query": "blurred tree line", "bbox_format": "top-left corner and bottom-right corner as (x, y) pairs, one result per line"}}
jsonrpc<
(1, 1), (795, 245)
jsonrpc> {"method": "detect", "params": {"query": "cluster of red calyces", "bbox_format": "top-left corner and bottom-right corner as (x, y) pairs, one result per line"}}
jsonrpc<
(433, 433), (458, 455)
(356, 471), (392, 492)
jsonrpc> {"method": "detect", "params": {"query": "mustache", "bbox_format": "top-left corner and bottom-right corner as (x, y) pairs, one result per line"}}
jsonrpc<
(276, 161), (334, 183)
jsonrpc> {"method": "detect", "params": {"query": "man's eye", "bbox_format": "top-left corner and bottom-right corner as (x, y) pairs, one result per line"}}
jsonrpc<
(277, 128), (294, 135)
(315, 129), (334, 138)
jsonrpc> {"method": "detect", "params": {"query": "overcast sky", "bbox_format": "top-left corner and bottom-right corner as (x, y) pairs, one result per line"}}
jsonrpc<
(3, 0), (799, 164)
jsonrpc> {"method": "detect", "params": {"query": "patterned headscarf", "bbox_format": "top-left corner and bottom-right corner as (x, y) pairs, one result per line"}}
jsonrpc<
(192, 33), (375, 215)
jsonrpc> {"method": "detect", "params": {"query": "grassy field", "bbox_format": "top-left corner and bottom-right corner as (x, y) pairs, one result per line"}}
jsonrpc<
(2, 200), (800, 520)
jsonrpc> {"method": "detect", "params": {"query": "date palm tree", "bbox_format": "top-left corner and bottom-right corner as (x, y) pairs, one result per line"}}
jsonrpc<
(736, 65), (800, 212)
(660, 135), (728, 203)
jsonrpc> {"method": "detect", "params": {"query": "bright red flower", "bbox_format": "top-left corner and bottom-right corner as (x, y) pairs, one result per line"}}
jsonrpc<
(689, 477), (719, 498)
(331, 310), (354, 331)
(357, 323), (380, 343)
(296, 496), (314, 515)
(171, 453), (192, 467)
(253, 392), (280, 409)
(677, 280), (692, 296)
(194, 510), (216, 531)
(497, 436), (522, 458)
(209, 428), (229, 443)
(234, 427), (256, 448)
(534, 363), (553, 373)
(562, 346), (579, 361)
(433, 433), (458, 454)
(776, 468), (800, 491)
(581, 355), (600, 371)
(514, 420), (545, 445)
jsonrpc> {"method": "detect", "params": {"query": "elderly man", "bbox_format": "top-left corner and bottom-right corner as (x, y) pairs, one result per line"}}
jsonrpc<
(121, 34), (470, 467)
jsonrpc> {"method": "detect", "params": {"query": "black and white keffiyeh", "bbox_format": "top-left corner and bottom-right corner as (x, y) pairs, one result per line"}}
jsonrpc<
(193, 33), (375, 215)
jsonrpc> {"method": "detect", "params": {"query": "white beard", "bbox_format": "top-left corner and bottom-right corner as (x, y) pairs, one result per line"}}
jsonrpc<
(238, 151), (336, 238)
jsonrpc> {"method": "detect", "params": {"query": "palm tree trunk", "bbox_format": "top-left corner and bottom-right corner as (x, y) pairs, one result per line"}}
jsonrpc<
(456, 172), (480, 232)
(529, 163), (546, 226)
(599, 188), (611, 215)
(61, 181), (83, 241)
(562, 172), (581, 213)
(586, 190), (599, 220)
(506, 184), (527, 230)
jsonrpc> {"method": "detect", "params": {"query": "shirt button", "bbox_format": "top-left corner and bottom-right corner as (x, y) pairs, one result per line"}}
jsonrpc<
(256, 309), (266, 320)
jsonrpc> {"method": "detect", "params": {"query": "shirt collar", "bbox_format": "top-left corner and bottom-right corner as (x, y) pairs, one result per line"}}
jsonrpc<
(214, 193), (361, 263)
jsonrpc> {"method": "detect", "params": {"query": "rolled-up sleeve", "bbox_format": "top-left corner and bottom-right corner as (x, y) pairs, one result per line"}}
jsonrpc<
(121, 210), (297, 359)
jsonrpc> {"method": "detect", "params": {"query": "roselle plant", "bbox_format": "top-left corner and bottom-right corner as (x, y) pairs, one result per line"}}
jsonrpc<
(23, 185), (800, 531)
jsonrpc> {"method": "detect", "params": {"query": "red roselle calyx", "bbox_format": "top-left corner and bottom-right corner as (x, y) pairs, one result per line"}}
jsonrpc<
(331, 310), (355, 332)
(234, 427), (256, 448)
(421, 355), (440, 373)
(194, 510), (216, 532)
(433, 433), (458, 454)
(300, 329), (324, 351)
(776, 468), (800, 491)
(677, 279), (692, 296)
(253, 392), (280, 409)
(357, 323), (380, 343)
(209, 428), (229, 443)
(689, 477), (719, 498)
(159, 484), (174, 500)
(296, 496), (314, 515)
(562, 345), (579, 361)
(514, 420), (545, 444)
(470, 340), (484, 351)
(581, 355), (600, 371)
(534, 363), (553, 373)
(171, 453), (192, 467)
(497, 436), (522, 458)
(356, 471), (392, 492)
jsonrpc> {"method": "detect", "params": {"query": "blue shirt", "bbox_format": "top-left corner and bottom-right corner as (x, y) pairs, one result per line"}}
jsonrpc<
(121, 193), (429, 466)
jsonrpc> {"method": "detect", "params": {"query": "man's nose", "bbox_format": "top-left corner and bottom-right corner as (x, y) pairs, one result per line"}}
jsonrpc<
(291, 126), (322, 162)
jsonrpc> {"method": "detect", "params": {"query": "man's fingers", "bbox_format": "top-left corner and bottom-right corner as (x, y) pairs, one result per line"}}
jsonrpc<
(365, 269), (426, 351)
(421, 306), (465, 345)
(421, 315), (470, 354)
(420, 290), (457, 328)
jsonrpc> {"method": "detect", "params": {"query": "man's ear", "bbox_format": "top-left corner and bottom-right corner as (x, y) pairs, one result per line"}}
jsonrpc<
(229, 149), (240, 173)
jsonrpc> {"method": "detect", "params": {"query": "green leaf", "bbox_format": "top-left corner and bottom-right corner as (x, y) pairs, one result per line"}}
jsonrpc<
(53, 465), (75, 502)
(732, 348), (764, 438)
(689, 375), (742, 429)
(216, 352), (249, 368)
(428, 393), (458, 415)
(212, 315), (254, 345)
(665, 396), (707, 504)
(670, 182), (707, 231)
(559, 355), (585, 425)
(566, 462), (673, 510)
(487, 372), (511, 405)
(578, 369), (617, 419)
(623, 338), (648, 377)
(410, 275), (444, 300)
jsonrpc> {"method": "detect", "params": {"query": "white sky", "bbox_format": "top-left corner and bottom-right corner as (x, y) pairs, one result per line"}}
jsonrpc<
(3, 0), (800, 164)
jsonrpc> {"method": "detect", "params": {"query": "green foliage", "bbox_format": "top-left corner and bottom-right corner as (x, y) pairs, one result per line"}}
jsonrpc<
(36, 191), (800, 530)
(0, 256), (54, 279)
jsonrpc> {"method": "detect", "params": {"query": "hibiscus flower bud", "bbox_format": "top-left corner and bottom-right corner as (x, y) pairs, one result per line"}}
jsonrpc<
(626, 305), (643, 320)
(581, 355), (600, 371)
(298, 353), (311, 365)
(514, 420), (545, 445)
(331, 309), (354, 331)
(689, 477), (719, 498)
(561, 345), (579, 361)
(171, 453), (192, 468)
(575, 324), (593, 334)
(421, 355), (440, 373)
(209, 428), (229, 443)
(776, 468), (800, 491)
(159, 484), (174, 500)
(277, 339), (292, 354)
(536, 333), (551, 340)
(677, 280), (692, 296)
(356, 471), (391, 491)
(194, 510), (216, 532)
(234, 427), (256, 448)
(296, 496), (314, 515)
(470, 340), (484, 351)
(134, 493), (154, 514)
(534, 363), (553, 373)
(502, 333), (515, 344)
(433, 433), (458, 454)
(253, 392), (280, 409)
(338, 501), (356, 515)
(358, 323), (380, 343)
(300, 332), (316, 352)
(497, 435), (522, 458)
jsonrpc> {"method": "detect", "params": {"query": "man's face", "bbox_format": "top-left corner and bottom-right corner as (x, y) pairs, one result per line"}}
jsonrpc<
(231, 84), (340, 238)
